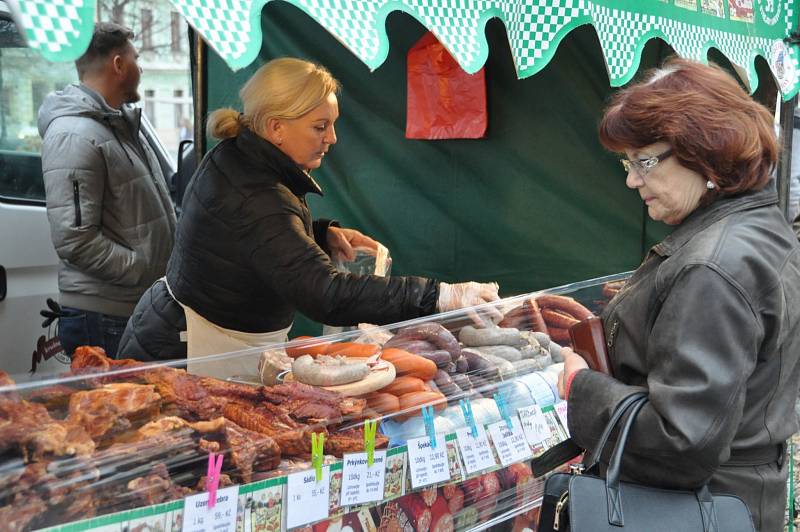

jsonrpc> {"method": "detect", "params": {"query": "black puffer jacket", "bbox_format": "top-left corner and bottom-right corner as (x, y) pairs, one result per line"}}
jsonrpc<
(120, 127), (438, 358)
(568, 186), (800, 532)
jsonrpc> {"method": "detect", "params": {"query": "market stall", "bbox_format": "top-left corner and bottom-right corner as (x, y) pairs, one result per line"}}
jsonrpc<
(0, 273), (627, 531)
(6, 1), (800, 530)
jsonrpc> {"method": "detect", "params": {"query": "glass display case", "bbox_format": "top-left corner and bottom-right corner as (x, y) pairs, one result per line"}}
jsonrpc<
(0, 272), (631, 531)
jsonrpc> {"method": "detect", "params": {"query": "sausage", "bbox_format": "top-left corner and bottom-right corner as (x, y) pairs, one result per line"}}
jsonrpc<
(325, 342), (380, 357)
(455, 356), (469, 374)
(380, 376), (428, 396)
(451, 373), (472, 391)
(474, 351), (515, 379)
(291, 354), (369, 386)
(285, 336), (331, 358)
(365, 392), (400, 415)
(380, 348), (437, 380)
(396, 391), (447, 421)
(498, 305), (527, 330)
(510, 358), (544, 376)
(458, 325), (527, 347)
(416, 350), (452, 369)
(382, 338), (437, 354)
(525, 297), (549, 333)
(396, 494), (432, 531)
(541, 308), (580, 329)
(461, 349), (500, 380)
(548, 327), (571, 345)
(532, 331), (551, 349)
(536, 294), (594, 321)
(392, 323), (461, 361)
(471, 345), (523, 362)
(434, 369), (461, 398)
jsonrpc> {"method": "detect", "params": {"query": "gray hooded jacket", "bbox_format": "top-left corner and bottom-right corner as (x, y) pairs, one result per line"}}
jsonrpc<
(38, 84), (176, 317)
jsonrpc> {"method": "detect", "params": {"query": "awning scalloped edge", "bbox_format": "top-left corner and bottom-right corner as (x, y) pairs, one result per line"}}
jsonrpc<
(9, 0), (800, 100)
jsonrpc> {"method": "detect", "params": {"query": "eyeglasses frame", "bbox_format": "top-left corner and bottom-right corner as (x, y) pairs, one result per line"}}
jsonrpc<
(620, 148), (674, 178)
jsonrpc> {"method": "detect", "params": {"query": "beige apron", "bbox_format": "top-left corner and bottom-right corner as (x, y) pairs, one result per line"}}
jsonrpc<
(163, 278), (291, 379)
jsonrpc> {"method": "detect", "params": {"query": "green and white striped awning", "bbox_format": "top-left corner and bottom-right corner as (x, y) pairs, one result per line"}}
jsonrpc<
(8, 0), (800, 99)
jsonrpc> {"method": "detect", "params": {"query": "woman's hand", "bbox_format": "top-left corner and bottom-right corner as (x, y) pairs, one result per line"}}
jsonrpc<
(557, 347), (589, 400)
(327, 226), (379, 262)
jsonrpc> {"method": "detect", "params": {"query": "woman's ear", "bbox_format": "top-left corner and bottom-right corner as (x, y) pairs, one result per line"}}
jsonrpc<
(264, 117), (283, 145)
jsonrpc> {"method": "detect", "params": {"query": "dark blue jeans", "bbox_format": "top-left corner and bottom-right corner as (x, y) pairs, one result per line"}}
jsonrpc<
(58, 306), (129, 359)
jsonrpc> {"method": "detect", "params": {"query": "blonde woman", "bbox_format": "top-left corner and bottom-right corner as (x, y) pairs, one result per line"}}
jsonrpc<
(119, 58), (500, 372)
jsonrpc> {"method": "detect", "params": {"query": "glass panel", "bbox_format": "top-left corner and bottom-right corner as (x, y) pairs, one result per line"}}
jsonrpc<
(0, 21), (76, 202)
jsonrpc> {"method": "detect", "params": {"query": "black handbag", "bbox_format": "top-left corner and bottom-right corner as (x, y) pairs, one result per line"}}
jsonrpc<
(537, 392), (755, 531)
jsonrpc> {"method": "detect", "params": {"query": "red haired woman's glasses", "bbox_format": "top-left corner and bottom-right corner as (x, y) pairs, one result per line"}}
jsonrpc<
(620, 148), (673, 178)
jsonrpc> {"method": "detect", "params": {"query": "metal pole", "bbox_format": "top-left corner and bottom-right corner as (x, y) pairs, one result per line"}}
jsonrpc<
(776, 95), (797, 221)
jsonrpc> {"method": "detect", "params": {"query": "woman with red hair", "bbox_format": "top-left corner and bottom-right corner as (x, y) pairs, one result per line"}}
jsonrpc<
(557, 59), (800, 531)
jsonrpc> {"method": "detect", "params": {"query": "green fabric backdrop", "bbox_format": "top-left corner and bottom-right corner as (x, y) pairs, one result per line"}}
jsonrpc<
(204, 3), (762, 336)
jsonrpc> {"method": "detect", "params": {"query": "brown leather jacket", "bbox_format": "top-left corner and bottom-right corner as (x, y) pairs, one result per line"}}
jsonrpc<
(568, 186), (800, 532)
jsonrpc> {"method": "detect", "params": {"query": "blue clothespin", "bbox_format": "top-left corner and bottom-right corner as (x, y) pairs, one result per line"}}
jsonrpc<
(494, 392), (513, 430)
(421, 404), (437, 448)
(460, 398), (479, 438)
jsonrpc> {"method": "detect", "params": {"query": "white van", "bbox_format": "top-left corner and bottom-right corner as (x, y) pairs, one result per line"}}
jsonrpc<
(0, 5), (186, 376)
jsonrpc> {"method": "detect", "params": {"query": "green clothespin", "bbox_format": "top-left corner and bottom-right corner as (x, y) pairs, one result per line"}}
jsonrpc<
(364, 419), (377, 467)
(311, 432), (325, 482)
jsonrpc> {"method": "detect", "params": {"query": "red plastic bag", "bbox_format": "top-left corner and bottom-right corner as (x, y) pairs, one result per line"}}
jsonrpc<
(406, 32), (487, 140)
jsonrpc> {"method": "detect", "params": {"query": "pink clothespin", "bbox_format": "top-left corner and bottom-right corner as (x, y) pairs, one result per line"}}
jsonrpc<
(207, 452), (224, 509)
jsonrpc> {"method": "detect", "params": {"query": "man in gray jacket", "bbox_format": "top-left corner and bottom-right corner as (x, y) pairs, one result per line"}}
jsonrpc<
(38, 22), (176, 358)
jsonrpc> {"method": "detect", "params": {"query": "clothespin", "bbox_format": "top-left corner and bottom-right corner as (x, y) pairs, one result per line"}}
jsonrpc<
(206, 451), (224, 509)
(494, 392), (513, 430)
(460, 398), (479, 438)
(421, 404), (437, 448)
(364, 419), (378, 467)
(311, 432), (325, 482)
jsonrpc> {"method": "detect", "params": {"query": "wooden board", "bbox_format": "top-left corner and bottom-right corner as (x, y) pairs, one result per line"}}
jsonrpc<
(282, 359), (396, 396)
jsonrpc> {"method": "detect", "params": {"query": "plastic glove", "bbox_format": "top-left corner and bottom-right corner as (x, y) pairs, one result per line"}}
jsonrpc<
(327, 226), (379, 262)
(437, 281), (503, 324)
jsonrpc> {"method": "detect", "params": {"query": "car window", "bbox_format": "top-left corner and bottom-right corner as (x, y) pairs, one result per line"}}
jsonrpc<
(0, 18), (76, 204)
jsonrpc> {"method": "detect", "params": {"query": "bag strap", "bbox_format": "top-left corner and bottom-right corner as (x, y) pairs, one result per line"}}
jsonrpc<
(604, 395), (648, 526)
(603, 396), (719, 532)
(583, 391), (647, 473)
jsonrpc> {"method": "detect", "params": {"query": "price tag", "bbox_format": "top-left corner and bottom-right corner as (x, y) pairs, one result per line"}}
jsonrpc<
(407, 434), (450, 489)
(340, 451), (387, 506)
(455, 425), (496, 475)
(555, 401), (570, 437)
(182, 485), (239, 532)
(518, 405), (552, 447)
(286, 466), (330, 528)
(488, 416), (532, 466)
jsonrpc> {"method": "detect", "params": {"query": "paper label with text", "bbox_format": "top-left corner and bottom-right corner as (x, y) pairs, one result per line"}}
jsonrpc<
(488, 417), (533, 466)
(340, 451), (387, 507)
(286, 467), (330, 528)
(455, 425), (497, 475)
(407, 434), (450, 489)
(182, 485), (240, 532)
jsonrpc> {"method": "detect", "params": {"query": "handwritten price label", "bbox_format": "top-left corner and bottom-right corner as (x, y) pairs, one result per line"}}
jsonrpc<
(182, 485), (239, 532)
(488, 417), (533, 466)
(407, 434), (450, 489)
(286, 467), (330, 528)
(455, 425), (497, 475)
(555, 401), (570, 437)
(518, 405), (552, 447)
(340, 451), (387, 506)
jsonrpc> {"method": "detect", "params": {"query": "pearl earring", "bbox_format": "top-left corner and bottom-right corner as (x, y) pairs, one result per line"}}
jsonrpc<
(706, 180), (715, 190)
